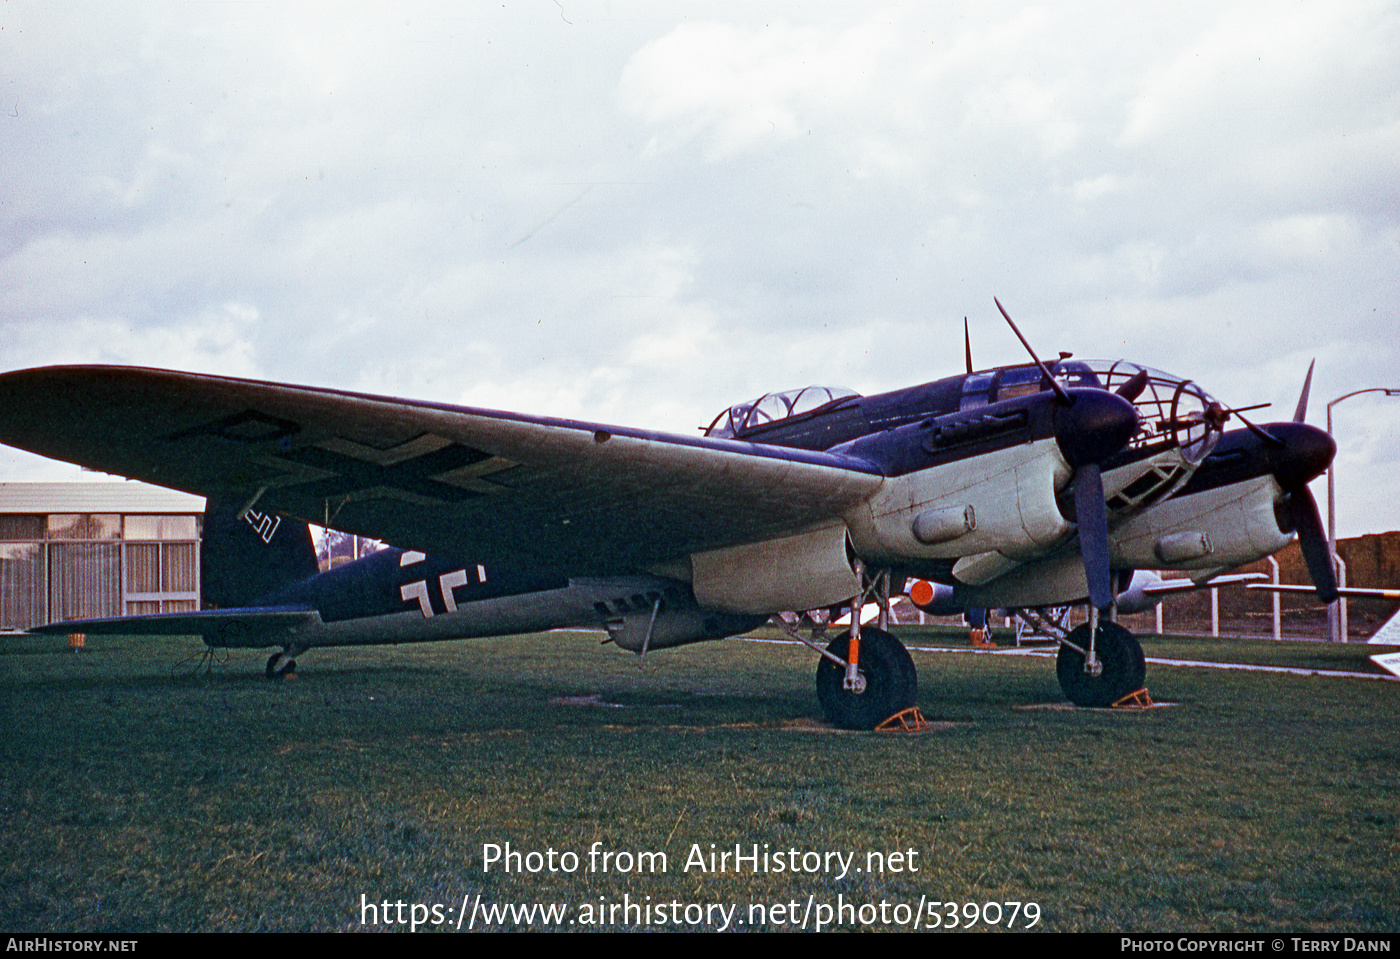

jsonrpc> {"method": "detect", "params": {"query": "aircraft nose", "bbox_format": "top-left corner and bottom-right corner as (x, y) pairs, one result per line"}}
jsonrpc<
(1266, 421), (1336, 489)
(1052, 389), (1140, 469)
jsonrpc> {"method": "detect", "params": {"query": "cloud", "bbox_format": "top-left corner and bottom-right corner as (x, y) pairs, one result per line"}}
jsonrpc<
(0, 1), (1397, 536)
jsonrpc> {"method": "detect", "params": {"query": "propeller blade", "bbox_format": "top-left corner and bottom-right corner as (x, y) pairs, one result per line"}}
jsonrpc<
(993, 297), (1072, 406)
(1233, 409), (1285, 449)
(1293, 359), (1315, 423)
(1288, 483), (1339, 603)
(1073, 462), (1114, 611)
(964, 317), (973, 375)
(1115, 369), (1148, 402)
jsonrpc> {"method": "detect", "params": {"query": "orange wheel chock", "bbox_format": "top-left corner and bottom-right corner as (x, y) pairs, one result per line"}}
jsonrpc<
(1111, 688), (1155, 709)
(876, 707), (932, 732)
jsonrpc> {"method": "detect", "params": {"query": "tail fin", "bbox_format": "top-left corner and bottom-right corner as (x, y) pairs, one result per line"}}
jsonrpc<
(201, 497), (321, 608)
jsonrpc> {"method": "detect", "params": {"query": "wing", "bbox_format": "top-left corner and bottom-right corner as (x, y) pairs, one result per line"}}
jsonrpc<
(0, 366), (883, 574)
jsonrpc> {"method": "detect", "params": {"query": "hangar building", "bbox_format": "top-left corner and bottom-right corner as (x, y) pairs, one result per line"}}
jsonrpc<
(0, 482), (205, 630)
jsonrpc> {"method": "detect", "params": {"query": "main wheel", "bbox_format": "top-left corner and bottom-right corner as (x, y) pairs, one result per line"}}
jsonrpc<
(816, 627), (917, 730)
(1057, 621), (1146, 707)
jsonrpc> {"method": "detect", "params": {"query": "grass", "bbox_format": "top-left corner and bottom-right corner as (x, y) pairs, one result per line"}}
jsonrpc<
(893, 623), (1397, 671)
(1, 627), (1396, 932)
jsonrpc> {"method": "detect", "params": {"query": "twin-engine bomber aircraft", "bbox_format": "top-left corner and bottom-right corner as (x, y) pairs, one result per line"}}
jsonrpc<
(0, 304), (1338, 728)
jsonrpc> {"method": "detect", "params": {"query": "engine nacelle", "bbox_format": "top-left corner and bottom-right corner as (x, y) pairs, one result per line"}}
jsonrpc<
(846, 438), (1073, 566)
(1111, 475), (1293, 570)
(689, 522), (860, 615)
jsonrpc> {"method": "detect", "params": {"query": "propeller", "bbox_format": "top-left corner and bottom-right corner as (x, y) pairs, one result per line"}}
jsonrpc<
(1221, 360), (1336, 602)
(1293, 358), (1315, 424)
(1282, 477), (1337, 603)
(1273, 360), (1336, 601)
(1266, 418), (1338, 603)
(993, 298), (1139, 610)
(1223, 405), (1284, 449)
(964, 317), (974, 375)
(1115, 368), (1149, 403)
(994, 298), (1072, 405)
(1157, 399), (1273, 445)
(1073, 462), (1113, 610)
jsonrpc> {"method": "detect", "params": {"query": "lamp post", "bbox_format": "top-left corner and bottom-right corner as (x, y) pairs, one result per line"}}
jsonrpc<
(1326, 388), (1400, 642)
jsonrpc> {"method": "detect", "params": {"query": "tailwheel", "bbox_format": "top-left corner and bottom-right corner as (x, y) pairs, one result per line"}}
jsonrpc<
(816, 627), (917, 730)
(1056, 621), (1146, 707)
(265, 652), (298, 680)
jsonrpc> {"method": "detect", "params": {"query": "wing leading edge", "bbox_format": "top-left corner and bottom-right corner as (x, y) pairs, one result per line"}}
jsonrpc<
(0, 366), (884, 574)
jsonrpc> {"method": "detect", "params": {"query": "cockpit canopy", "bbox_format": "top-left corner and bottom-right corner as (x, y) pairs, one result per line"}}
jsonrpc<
(962, 359), (1221, 463)
(705, 385), (860, 439)
(1056, 360), (1220, 464)
(704, 360), (1220, 463)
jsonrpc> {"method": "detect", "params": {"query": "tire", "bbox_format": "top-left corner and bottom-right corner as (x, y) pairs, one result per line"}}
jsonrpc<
(265, 652), (297, 680)
(816, 627), (917, 730)
(1057, 621), (1146, 707)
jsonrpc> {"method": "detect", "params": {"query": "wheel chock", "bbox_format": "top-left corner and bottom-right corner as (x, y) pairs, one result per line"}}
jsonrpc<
(876, 706), (932, 732)
(1111, 688), (1154, 709)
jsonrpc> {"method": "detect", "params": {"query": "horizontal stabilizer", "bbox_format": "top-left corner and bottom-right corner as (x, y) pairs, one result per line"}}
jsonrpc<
(1114, 570), (1268, 614)
(1371, 652), (1400, 674)
(28, 606), (321, 647)
(1246, 584), (1400, 600)
(1141, 572), (1269, 595)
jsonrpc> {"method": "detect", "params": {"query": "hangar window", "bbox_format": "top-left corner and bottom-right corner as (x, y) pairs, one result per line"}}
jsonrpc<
(121, 514), (199, 615)
(49, 542), (121, 622)
(49, 514), (120, 540)
(124, 515), (198, 541)
(0, 515), (43, 540)
(0, 541), (45, 630)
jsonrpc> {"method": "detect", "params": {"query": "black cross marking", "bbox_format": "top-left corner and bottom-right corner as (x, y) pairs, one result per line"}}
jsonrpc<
(172, 409), (301, 444)
(271, 440), (496, 504)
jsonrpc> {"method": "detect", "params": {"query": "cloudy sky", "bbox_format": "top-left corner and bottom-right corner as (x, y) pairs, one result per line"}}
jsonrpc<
(1, 1), (1397, 538)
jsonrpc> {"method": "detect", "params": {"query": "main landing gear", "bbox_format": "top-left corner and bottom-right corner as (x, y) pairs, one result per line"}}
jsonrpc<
(815, 627), (917, 730)
(1055, 616), (1146, 707)
(1014, 603), (1149, 707)
(774, 565), (922, 730)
